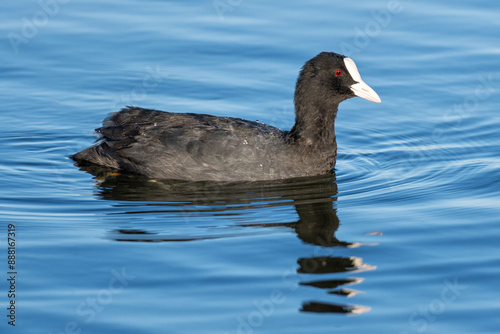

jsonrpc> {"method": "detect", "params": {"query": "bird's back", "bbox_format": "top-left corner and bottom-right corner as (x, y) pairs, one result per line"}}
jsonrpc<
(72, 107), (295, 181)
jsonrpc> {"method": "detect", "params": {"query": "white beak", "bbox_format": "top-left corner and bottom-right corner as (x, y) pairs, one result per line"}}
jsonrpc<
(344, 58), (381, 103)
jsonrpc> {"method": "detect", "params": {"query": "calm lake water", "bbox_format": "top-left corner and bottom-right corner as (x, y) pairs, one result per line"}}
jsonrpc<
(1, 0), (500, 333)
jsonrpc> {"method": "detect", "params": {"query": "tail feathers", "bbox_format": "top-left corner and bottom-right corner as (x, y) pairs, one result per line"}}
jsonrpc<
(71, 142), (126, 170)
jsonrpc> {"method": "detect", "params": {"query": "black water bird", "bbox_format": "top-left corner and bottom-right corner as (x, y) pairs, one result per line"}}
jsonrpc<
(72, 52), (381, 181)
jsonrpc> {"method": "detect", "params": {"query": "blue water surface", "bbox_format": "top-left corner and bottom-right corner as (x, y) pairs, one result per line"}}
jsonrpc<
(1, 0), (500, 333)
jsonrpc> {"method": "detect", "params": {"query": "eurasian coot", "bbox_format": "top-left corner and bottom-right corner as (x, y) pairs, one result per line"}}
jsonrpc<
(72, 52), (380, 181)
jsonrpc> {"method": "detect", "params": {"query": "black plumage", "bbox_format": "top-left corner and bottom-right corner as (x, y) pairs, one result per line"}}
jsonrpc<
(72, 52), (380, 181)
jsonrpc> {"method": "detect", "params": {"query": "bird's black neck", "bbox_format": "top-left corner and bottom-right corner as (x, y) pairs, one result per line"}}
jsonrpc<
(288, 85), (340, 152)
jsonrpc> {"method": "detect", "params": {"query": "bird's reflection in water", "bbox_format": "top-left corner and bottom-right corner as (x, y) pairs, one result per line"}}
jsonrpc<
(77, 163), (376, 315)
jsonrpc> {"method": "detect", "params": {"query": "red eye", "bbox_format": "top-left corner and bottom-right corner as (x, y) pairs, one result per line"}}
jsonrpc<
(335, 70), (342, 76)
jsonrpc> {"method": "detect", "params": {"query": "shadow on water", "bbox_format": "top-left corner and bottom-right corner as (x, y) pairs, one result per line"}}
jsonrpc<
(78, 163), (376, 315)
